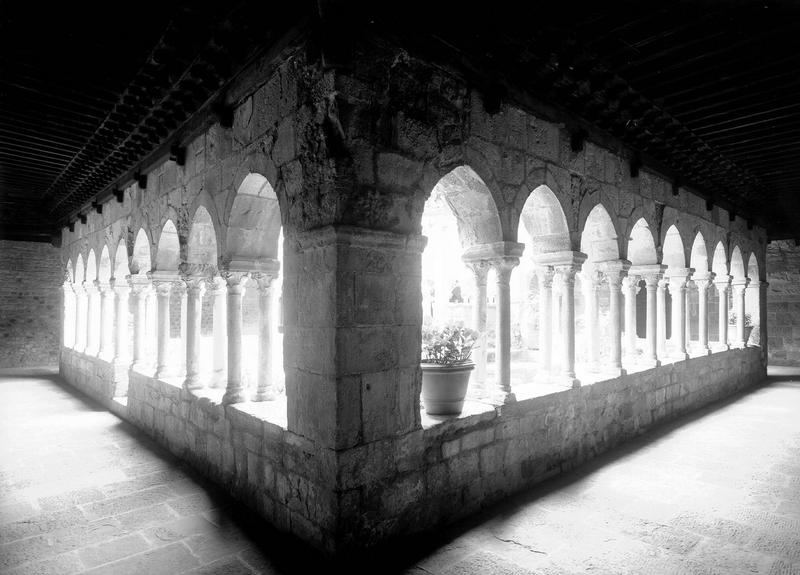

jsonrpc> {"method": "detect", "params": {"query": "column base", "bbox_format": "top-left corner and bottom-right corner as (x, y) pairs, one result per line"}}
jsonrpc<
(252, 387), (279, 402)
(183, 376), (204, 392)
(131, 361), (152, 374)
(155, 366), (170, 380)
(712, 343), (730, 353)
(638, 358), (660, 369)
(604, 366), (625, 378)
(553, 374), (581, 388)
(222, 388), (248, 405)
(671, 351), (690, 361)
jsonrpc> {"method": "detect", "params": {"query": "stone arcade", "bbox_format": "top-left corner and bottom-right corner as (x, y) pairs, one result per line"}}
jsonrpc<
(55, 40), (768, 554)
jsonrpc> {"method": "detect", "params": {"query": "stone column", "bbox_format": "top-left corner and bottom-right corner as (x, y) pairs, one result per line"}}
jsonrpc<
(732, 278), (750, 348)
(580, 268), (600, 372)
(622, 275), (640, 364)
(223, 271), (249, 405)
(657, 278), (668, 360)
(695, 273), (714, 355)
(98, 282), (115, 360)
(554, 263), (582, 387)
(464, 260), (489, 384)
(182, 276), (206, 391)
(252, 270), (280, 401)
(684, 282), (692, 352)
(172, 282), (187, 378)
(74, 283), (87, 352)
(667, 269), (692, 360)
(490, 257), (519, 402)
(129, 277), (151, 372)
(85, 281), (99, 355)
(210, 276), (228, 388)
(538, 266), (556, 375)
(643, 274), (660, 366)
(62, 283), (75, 348)
(111, 278), (130, 365)
(714, 276), (731, 351)
(605, 269), (625, 376)
(151, 279), (173, 379)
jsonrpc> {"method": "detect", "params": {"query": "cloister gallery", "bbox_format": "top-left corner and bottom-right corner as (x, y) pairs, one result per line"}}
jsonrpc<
(51, 48), (768, 554)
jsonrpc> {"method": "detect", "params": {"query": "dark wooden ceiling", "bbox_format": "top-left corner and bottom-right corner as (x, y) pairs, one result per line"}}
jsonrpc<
(1, 1), (798, 242)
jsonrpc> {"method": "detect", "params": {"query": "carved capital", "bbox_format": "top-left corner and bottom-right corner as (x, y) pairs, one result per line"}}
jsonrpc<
(489, 256), (520, 284)
(250, 271), (278, 292)
(221, 270), (249, 294)
(537, 265), (555, 290)
(464, 259), (491, 285)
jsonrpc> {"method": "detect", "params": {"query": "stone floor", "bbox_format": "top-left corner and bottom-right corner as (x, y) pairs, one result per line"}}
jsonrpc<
(1, 366), (799, 574)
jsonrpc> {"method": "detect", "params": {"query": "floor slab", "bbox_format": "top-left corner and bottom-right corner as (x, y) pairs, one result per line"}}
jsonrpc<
(1, 366), (798, 574)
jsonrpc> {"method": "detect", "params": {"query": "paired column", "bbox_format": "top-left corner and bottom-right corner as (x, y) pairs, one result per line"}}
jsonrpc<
(553, 263), (582, 387)
(182, 276), (206, 391)
(129, 276), (152, 372)
(732, 278), (750, 348)
(601, 260), (630, 376)
(74, 283), (88, 352)
(210, 276), (228, 388)
(464, 260), (489, 384)
(111, 277), (130, 365)
(62, 283), (76, 348)
(714, 275), (731, 351)
(98, 282), (115, 360)
(489, 257), (519, 402)
(694, 273), (714, 355)
(538, 266), (556, 375)
(622, 275), (640, 363)
(253, 270), (280, 401)
(580, 269), (600, 372)
(667, 268), (692, 360)
(85, 281), (100, 355)
(656, 277), (668, 360)
(223, 271), (249, 405)
(150, 277), (174, 379)
(643, 274), (660, 366)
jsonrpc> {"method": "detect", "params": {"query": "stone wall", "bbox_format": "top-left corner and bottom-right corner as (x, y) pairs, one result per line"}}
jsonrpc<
(0, 240), (63, 368)
(766, 240), (800, 365)
(336, 347), (765, 548)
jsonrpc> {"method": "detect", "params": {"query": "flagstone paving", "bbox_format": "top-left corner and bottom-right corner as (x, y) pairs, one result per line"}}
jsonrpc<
(1, 366), (798, 574)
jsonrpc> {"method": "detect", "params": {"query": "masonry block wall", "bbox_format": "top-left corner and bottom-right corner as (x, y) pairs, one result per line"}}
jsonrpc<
(0, 240), (63, 368)
(766, 240), (800, 365)
(57, 33), (769, 554)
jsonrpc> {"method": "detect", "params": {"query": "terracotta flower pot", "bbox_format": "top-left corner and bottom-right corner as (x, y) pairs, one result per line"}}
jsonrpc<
(420, 362), (474, 415)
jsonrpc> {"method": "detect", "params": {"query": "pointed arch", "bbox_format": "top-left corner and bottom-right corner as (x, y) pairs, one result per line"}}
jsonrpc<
(690, 232), (709, 273)
(75, 253), (85, 284)
(113, 239), (130, 280)
(225, 173), (282, 262)
(188, 205), (218, 267)
(748, 252), (760, 282)
(628, 218), (658, 265)
(662, 225), (686, 268)
(65, 258), (74, 283)
(425, 165), (503, 248)
(131, 228), (152, 275)
(519, 184), (571, 254)
(730, 245), (745, 279)
(711, 241), (728, 277)
(86, 249), (97, 282)
(98, 246), (112, 283)
(580, 203), (619, 262)
(155, 220), (180, 271)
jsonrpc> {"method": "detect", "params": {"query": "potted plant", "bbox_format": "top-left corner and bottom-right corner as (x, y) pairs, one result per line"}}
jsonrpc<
(728, 312), (754, 342)
(420, 324), (479, 415)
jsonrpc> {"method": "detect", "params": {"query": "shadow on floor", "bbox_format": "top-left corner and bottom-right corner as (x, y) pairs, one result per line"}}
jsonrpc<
(24, 365), (797, 573)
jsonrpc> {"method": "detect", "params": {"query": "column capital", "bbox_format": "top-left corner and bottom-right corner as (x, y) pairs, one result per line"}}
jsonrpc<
(250, 271), (279, 291)
(62, 282), (75, 294)
(692, 272), (716, 291)
(462, 241), (525, 262)
(221, 270), (249, 293)
(128, 274), (152, 295)
(463, 259), (491, 283)
(630, 263), (667, 282)
(621, 274), (641, 292)
(579, 266), (602, 288)
(182, 274), (207, 294)
(731, 277), (751, 288)
(665, 266), (694, 281)
(95, 279), (112, 293)
(713, 274), (732, 287)
(657, 277), (669, 290)
(598, 259), (631, 286)
(110, 276), (130, 293)
(83, 280), (98, 293)
(531, 250), (587, 269)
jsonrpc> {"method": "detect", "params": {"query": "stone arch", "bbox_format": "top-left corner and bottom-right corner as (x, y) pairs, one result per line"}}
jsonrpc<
(155, 220), (180, 271)
(224, 173), (282, 264)
(627, 218), (658, 265)
(730, 245), (746, 279)
(187, 205), (219, 268)
(86, 249), (97, 283)
(518, 184), (571, 255)
(98, 245), (112, 283)
(748, 252), (760, 282)
(75, 253), (85, 284)
(113, 239), (130, 280)
(662, 225), (686, 268)
(423, 165), (503, 248)
(712, 241), (728, 277)
(580, 203), (619, 263)
(131, 228), (152, 276)
(64, 258), (74, 283)
(690, 232), (709, 273)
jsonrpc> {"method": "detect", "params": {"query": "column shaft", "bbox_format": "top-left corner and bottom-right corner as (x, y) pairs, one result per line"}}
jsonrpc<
(75, 285), (87, 352)
(183, 278), (205, 390)
(467, 261), (489, 384)
(223, 272), (248, 405)
(608, 276), (623, 373)
(112, 281), (130, 364)
(154, 282), (172, 379)
(644, 277), (658, 364)
(539, 267), (555, 374)
(99, 283), (114, 359)
(253, 273), (279, 401)
(656, 279), (667, 360)
(715, 279), (730, 350)
(491, 258), (519, 402)
(669, 277), (688, 358)
(622, 276), (638, 362)
(130, 279), (150, 371)
(211, 277), (227, 388)
(555, 264), (581, 386)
